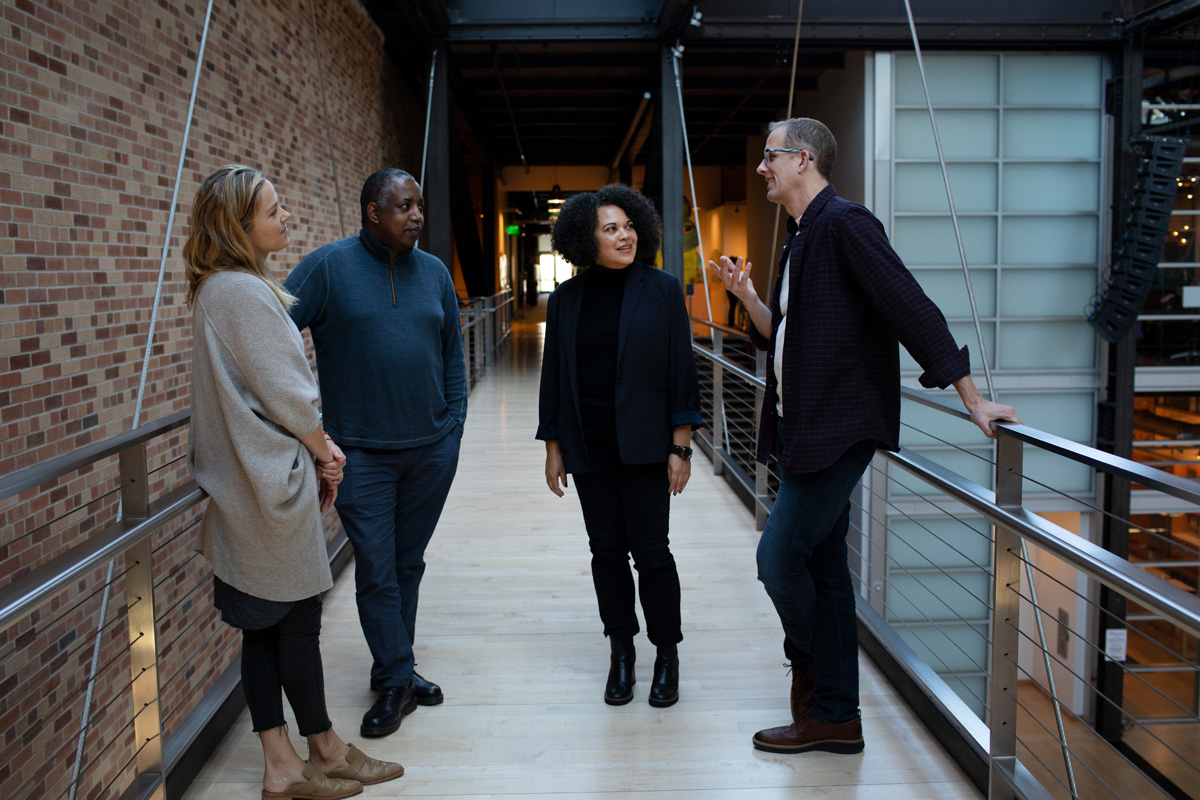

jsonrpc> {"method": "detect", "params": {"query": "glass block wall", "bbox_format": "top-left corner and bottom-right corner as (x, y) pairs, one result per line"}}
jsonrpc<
(866, 52), (1108, 719)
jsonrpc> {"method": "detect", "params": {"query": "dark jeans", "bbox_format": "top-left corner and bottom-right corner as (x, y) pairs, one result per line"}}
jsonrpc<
(241, 595), (332, 736)
(336, 426), (462, 688)
(573, 440), (682, 646)
(757, 437), (876, 724)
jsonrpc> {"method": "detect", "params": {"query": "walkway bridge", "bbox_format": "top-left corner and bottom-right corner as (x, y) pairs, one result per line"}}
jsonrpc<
(3, 296), (1199, 800)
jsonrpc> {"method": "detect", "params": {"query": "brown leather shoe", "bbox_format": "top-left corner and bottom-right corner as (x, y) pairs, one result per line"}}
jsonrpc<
(752, 713), (864, 754)
(322, 743), (404, 786)
(790, 666), (814, 722)
(261, 762), (362, 799)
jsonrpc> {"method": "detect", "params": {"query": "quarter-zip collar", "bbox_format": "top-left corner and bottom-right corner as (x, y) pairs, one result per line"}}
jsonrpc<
(359, 226), (415, 307)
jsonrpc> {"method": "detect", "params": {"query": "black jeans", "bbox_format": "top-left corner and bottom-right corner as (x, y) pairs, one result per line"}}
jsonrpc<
(240, 595), (333, 736)
(573, 440), (682, 646)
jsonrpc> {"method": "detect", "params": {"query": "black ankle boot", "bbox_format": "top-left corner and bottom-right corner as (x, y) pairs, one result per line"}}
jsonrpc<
(648, 644), (679, 707)
(604, 637), (636, 705)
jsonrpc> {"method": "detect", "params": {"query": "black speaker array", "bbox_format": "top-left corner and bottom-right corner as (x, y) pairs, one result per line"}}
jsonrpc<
(1088, 135), (1189, 343)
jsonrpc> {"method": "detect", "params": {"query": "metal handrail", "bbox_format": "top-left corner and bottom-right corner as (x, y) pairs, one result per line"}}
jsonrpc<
(1, 286), (516, 800)
(900, 386), (1200, 506)
(0, 409), (191, 503)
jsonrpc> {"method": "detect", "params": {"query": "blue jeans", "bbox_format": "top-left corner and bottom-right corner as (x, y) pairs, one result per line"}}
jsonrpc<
(757, 437), (875, 724)
(335, 426), (462, 688)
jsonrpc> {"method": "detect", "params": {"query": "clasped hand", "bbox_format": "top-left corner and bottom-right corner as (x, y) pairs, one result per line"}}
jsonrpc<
(317, 437), (346, 512)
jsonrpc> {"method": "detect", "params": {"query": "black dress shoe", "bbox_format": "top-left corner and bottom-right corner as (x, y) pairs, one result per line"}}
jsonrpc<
(604, 637), (635, 706)
(411, 672), (444, 706)
(648, 645), (679, 707)
(360, 685), (417, 738)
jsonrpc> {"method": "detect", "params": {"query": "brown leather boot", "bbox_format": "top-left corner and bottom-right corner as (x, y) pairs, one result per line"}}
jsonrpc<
(752, 713), (864, 754)
(790, 666), (814, 722)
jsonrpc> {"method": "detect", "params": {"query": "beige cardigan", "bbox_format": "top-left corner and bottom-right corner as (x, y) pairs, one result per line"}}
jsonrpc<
(188, 271), (333, 601)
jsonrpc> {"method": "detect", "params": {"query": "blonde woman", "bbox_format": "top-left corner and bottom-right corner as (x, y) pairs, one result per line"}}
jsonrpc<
(186, 165), (402, 799)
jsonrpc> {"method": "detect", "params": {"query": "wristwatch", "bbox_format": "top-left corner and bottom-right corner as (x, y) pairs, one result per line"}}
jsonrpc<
(669, 444), (693, 461)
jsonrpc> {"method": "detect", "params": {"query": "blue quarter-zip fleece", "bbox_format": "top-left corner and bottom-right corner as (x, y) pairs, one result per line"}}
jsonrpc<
(284, 228), (467, 449)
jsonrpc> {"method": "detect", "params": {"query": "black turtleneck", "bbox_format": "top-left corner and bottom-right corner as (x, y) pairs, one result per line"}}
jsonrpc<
(576, 264), (630, 445)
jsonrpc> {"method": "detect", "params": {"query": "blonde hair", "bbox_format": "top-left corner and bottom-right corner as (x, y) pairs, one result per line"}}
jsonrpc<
(183, 164), (297, 310)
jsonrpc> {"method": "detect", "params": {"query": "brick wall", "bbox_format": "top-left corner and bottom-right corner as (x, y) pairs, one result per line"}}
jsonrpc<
(0, 0), (423, 797)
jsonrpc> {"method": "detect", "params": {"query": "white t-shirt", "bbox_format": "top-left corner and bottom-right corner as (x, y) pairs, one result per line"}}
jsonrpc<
(774, 221), (798, 417)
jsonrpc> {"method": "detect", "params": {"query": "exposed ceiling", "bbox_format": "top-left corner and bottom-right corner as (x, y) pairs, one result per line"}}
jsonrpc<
(364, 0), (1198, 170)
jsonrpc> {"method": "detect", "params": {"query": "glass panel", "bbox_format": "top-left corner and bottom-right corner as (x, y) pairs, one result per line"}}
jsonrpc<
(912, 267), (997, 317)
(1002, 215), (1098, 265)
(900, 320), (995, 373)
(895, 163), (998, 213)
(1003, 163), (1100, 213)
(1001, 392), (1096, 443)
(900, 398), (997, 449)
(999, 320), (1096, 369)
(1003, 109), (1102, 159)
(897, 623), (990, 672)
(1003, 54), (1103, 106)
(896, 109), (999, 159)
(1022, 448), (1094, 495)
(888, 449), (994, 495)
(886, 572), (990, 623)
(999, 268), (1096, 317)
(893, 215), (998, 266)
(895, 53), (999, 105)
(889, 518), (992, 569)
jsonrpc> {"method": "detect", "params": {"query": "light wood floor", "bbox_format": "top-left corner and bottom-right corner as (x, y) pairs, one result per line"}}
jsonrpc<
(183, 312), (980, 799)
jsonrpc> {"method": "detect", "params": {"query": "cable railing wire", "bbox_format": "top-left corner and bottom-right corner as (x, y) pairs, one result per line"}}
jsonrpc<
(852, 490), (995, 616)
(1003, 582), (1200, 724)
(1000, 616), (1200, 778)
(1003, 659), (1186, 799)
(0, 484), (122, 551)
(159, 633), (240, 727)
(847, 517), (994, 670)
(1010, 549), (1200, 672)
(868, 462), (995, 563)
(846, 532), (994, 713)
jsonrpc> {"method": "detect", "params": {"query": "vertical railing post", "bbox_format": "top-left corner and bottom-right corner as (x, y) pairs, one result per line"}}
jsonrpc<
(119, 443), (165, 795)
(485, 295), (495, 368)
(461, 305), (472, 389)
(754, 348), (769, 530)
(989, 433), (1024, 797)
(711, 329), (725, 477)
(865, 454), (889, 614)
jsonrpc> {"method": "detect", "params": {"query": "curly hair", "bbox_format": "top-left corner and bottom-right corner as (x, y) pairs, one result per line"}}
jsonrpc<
(183, 164), (296, 310)
(551, 184), (662, 267)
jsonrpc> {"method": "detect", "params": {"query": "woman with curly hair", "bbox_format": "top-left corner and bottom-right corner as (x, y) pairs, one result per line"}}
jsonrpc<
(536, 184), (703, 708)
(187, 165), (404, 799)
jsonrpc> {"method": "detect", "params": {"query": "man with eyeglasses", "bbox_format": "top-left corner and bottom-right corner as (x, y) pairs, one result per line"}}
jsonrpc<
(709, 117), (1019, 756)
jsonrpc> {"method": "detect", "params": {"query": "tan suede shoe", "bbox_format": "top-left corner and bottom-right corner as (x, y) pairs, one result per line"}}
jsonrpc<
(261, 761), (362, 800)
(322, 743), (405, 786)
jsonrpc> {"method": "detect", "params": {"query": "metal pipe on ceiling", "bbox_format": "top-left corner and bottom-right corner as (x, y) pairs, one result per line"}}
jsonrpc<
(612, 92), (653, 169)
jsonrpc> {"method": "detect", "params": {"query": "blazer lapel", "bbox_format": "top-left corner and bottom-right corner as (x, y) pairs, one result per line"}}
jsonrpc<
(616, 262), (646, 367)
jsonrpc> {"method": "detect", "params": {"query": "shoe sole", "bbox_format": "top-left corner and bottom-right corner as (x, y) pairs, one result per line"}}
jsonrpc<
(604, 692), (634, 706)
(648, 694), (678, 708)
(752, 735), (864, 755)
(415, 694), (444, 706)
(359, 700), (418, 738)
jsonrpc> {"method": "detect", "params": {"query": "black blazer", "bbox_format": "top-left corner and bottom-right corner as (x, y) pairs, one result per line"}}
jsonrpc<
(536, 261), (703, 474)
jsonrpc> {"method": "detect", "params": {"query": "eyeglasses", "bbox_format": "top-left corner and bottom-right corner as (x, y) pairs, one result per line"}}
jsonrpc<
(762, 148), (806, 164)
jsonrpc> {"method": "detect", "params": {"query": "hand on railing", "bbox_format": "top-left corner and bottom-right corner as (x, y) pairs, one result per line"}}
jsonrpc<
(951, 375), (1022, 439)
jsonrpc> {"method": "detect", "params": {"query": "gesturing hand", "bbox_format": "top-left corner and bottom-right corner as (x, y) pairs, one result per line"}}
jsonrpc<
(707, 256), (756, 304)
